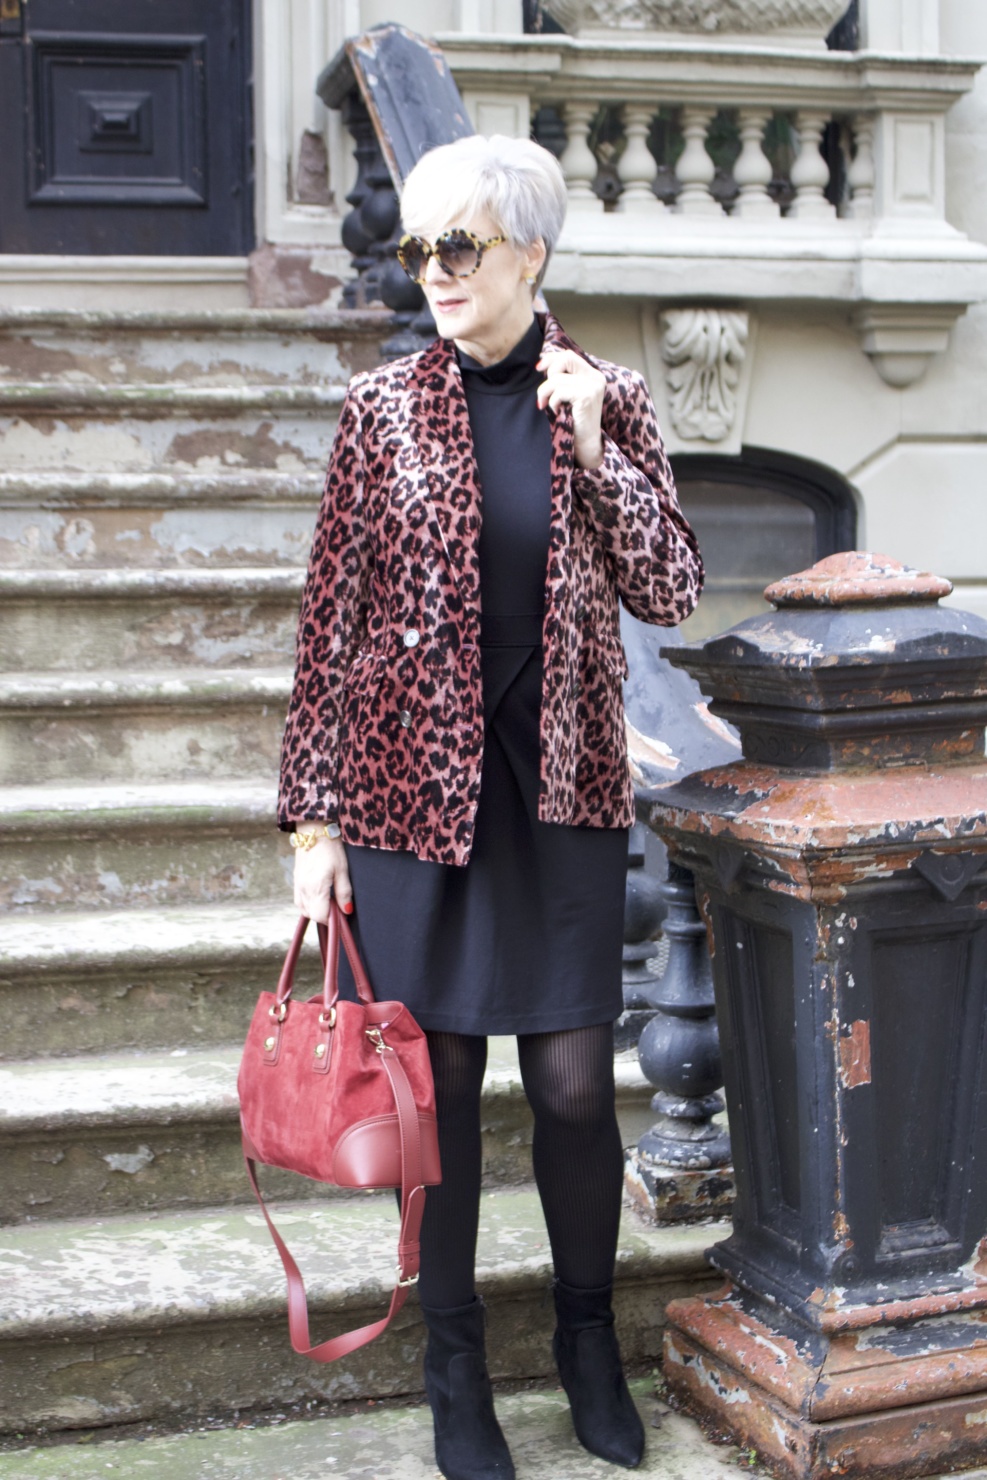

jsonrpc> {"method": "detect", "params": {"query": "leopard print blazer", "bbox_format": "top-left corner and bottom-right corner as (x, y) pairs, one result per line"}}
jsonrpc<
(278, 312), (703, 866)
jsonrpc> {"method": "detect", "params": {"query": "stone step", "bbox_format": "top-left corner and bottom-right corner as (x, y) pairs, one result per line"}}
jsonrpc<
(0, 1380), (761, 1479)
(0, 469), (323, 570)
(0, 306), (389, 389)
(0, 567), (304, 671)
(0, 901), (324, 1061)
(0, 1043), (656, 1225)
(0, 1189), (727, 1435)
(0, 667), (289, 784)
(0, 404), (339, 481)
(0, 780), (289, 914)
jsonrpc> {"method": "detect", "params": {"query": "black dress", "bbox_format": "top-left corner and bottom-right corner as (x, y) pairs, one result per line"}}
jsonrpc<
(342, 319), (628, 1036)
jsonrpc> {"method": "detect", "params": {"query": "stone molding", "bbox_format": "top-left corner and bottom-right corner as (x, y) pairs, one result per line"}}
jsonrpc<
(540, 0), (850, 47)
(0, 256), (250, 310)
(642, 306), (757, 456)
(658, 309), (749, 443)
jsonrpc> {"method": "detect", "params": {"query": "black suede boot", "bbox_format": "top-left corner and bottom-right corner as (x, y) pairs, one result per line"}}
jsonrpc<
(421, 1296), (515, 1480)
(552, 1279), (645, 1469)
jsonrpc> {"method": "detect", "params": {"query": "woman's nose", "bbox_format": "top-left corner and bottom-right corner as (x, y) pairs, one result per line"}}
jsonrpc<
(422, 251), (447, 285)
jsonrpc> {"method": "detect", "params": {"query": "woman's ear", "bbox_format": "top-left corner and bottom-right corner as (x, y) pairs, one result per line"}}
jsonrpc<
(523, 236), (547, 287)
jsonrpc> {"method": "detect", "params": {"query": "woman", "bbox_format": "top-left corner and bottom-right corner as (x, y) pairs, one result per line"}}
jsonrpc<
(279, 134), (703, 1480)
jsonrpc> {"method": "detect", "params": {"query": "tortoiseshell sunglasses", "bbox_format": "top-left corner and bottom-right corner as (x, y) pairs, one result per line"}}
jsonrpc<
(396, 229), (507, 284)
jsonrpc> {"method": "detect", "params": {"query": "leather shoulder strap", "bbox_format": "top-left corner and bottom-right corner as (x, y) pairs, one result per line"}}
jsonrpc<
(241, 1041), (427, 1363)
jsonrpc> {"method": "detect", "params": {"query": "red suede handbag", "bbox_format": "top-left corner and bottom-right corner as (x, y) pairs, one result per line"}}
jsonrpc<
(238, 903), (441, 1362)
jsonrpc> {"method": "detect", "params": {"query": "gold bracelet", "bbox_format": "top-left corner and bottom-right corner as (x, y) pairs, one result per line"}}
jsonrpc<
(289, 822), (342, 850)
(290, 831), (320, 851)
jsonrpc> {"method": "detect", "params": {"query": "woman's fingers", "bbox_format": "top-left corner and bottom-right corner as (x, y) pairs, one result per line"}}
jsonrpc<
(536, 351), (606, 470)
(292, 838), (353, 924)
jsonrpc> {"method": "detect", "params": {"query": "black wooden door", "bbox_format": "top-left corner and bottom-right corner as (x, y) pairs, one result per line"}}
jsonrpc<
(0, 0), (253, 254)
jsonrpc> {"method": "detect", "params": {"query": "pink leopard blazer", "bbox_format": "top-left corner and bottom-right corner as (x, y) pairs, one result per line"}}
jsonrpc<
(278, 312), (703, 866)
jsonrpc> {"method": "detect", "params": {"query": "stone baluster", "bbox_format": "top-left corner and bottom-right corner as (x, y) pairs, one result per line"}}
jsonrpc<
(847, 113), (876, 219)
(733, 109), (779, 220)
(618, 103), (662, 212)
(560, 102), (601, 210)
(675, 107), (721, 216)
(789, 110), (836, 219)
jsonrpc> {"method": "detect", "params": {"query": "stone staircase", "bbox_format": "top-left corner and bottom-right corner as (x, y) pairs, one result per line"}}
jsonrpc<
(0, 307), (725, 1452)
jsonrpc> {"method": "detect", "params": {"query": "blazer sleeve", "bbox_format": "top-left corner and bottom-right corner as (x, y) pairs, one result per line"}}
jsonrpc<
(277, 384), (372, 828)
(571, 365), (703, 627)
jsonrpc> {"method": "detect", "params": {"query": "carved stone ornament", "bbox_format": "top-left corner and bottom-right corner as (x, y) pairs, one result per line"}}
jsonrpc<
(540, 0), (851, 41)
(659, 309), (748, 444)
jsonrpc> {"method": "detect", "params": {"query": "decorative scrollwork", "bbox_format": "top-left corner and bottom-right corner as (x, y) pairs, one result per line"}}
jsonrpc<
(659, 309), (749, 443)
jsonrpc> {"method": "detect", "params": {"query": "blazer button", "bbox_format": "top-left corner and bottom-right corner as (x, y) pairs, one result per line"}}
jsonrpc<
(399, 709), (413, 728)
(403, 629), (420, 648)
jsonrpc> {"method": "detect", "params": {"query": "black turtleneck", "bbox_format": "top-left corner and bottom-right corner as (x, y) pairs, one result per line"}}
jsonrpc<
(457, 316), (552, 626)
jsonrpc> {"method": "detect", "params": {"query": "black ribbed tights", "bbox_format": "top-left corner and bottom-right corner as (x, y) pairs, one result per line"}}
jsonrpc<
(417, 1024), (624, 1309)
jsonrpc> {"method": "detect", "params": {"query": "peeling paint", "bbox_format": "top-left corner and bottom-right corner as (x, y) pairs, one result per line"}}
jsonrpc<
(838, 1020), (872, 1089)
(102, 1145), (155, 1174)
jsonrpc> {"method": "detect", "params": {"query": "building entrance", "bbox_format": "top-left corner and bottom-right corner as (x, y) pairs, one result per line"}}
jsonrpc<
(0, 0), (253, 255)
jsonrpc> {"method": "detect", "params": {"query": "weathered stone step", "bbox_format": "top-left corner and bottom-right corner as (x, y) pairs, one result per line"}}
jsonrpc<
(0, 1189), (726, 1434)
(0, 1380), (758, 1479)
(0, 406), (337, 479)
(0, 901), (323, 1060)
(0, 469), (322, 570)
(0, 383), (347, 415)
(0, 667), (289, 784)
(0, 780), (289, 914)
(0, 567), (303, 671)
(0, 1044), (656, 1225)
(0, 306), (389, 389)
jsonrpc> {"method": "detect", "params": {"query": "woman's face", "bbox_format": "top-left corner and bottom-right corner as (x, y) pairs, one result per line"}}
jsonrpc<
(415, 209), (546, 367)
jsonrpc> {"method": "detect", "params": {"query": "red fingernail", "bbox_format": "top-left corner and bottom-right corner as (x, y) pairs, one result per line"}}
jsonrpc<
(343, 902), (354, 915)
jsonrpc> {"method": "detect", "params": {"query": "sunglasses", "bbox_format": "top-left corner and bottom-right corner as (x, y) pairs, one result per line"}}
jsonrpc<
(396, 229), (507, 284)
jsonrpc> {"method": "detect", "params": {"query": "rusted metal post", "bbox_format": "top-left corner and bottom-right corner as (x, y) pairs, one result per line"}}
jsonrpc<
(652, 552), (987, 1480)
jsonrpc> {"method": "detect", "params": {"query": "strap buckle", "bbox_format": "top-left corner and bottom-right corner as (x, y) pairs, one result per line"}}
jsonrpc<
(396, 1266), (419, 1288)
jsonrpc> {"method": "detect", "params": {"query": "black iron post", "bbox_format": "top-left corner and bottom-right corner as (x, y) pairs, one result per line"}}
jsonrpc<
(625, 860), (734, 1222)
(618, 613), (738, 1216)
(654, 551), (987, 1480)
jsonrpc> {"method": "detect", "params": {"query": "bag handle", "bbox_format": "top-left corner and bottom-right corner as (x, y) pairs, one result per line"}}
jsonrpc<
(317, 902), (375, 1011)
(241, 1027), (426, 1362)
(273, 905), (374, 1015)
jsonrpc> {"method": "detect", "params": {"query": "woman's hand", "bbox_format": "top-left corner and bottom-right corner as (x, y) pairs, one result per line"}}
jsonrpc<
(292, 831), (353, 924)
(536, 349), (606, 470)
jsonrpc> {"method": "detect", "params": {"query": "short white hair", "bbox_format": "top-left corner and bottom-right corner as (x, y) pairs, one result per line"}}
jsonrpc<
(400, 134), (567, 289)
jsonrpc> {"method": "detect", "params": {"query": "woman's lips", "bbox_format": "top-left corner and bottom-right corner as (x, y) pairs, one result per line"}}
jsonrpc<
(432, 297), (466, 314)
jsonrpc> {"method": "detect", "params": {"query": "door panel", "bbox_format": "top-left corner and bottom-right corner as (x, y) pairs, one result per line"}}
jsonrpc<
(0, 0), (253, 254)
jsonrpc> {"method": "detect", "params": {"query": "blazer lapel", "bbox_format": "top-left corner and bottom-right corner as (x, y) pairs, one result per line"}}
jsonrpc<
(405, 336), (482, 612)
(540, 314), (577, 651)
(405, 314), (579, 618)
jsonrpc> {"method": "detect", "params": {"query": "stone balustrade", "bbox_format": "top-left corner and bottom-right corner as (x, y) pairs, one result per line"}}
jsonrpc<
(441, 33), (987, 385)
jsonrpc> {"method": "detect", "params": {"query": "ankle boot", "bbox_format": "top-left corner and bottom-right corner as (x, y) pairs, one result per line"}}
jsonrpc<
(552, 1279), (645, 1469)
(421, 1296), (515, 1480)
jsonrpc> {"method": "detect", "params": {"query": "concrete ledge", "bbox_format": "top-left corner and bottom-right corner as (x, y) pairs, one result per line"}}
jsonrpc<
(0, 779), (278, 834)
(0, 901), (324, 1059)
(0, 1192), (728, 1432)
(0, 567), (306, 600)
(0, 304), (392, 334)
(0, 1379), (760, 1478)
(0, 668), (290, 711)
(0, 470), (324, 508)
(0, 1044), (656, 1222)
(0, 384), (347, 415)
